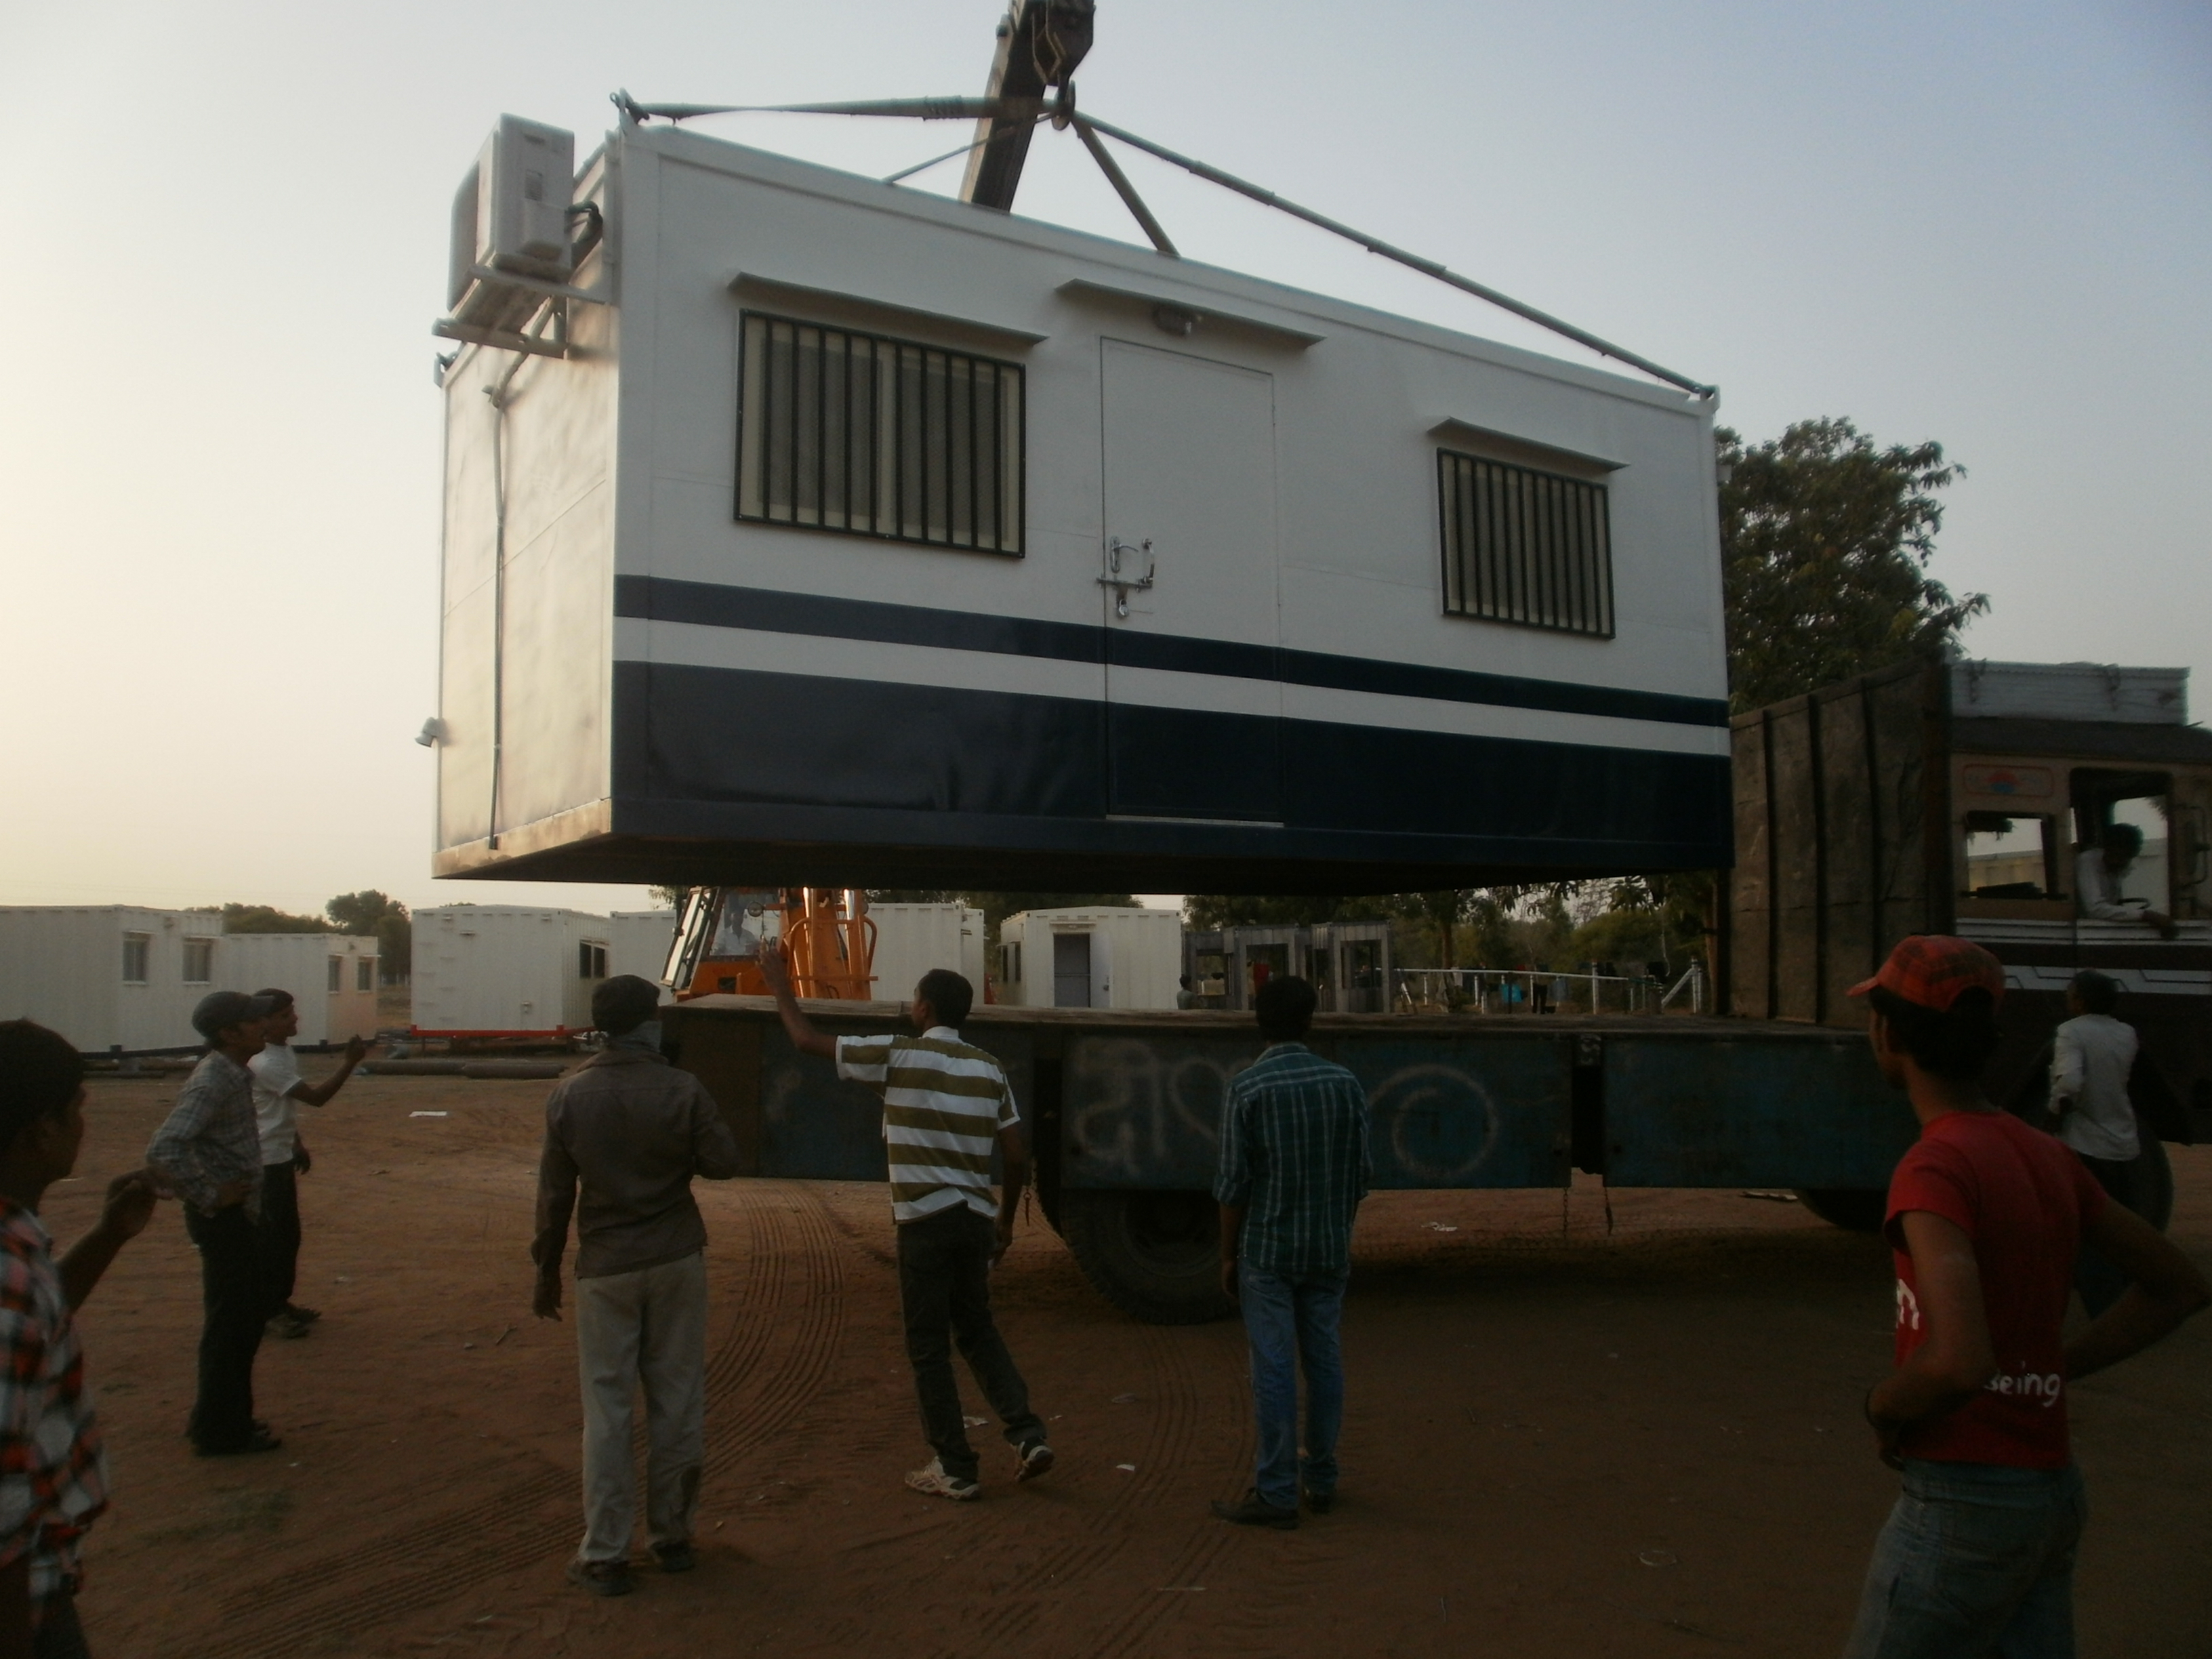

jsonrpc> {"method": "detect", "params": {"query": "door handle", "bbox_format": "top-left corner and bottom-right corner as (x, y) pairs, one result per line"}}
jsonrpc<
(1099, 536), (1155, 618)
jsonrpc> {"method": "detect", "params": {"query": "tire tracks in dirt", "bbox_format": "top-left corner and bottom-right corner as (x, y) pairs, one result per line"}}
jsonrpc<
(947, 1317), (1250, 1656)
(1065, 1322), (1252, 1659)
(175, 1181), (845, 1659)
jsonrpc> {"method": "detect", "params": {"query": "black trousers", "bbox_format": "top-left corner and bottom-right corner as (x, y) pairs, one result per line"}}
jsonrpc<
(260, 1162), (302, 1311)
(2076, 1151), (2150, 1318)
(184, 1205), (270, 1451)
(33, 1595), (88, 1659)
(895, 1206), (1043, 1481)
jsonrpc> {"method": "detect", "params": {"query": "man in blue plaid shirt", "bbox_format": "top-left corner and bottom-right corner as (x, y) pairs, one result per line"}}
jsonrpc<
(1212, 977), (1371, 1530)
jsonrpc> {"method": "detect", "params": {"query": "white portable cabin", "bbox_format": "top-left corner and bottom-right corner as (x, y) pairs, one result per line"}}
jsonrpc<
(224, 934), (380, 1044)
(995, 906), (1182, 1010)
(411, 905), (613, 1033)
(866, 902), (986, 1004)
(0, 907), (228, 1052)
(609, 909), (680, 983)
(431, 117), (1730, 897)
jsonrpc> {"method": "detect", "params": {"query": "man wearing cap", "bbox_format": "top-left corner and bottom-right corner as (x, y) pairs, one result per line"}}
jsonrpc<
(533, 976), (741, 1597)
(146, 991), (282, 1457)
(1843, 936), (2207, 1656)
(2075, 821), (2177, 939)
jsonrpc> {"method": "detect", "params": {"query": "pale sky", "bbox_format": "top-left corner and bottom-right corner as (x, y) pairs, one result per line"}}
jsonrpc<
(2, 0), (2205, 920)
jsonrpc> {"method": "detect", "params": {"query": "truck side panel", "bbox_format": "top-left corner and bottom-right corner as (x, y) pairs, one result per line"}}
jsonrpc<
(1727, 660), (1948, 1029)
(1603, 1032), (1913, 1187)
(668, 1003), (1904, 1195)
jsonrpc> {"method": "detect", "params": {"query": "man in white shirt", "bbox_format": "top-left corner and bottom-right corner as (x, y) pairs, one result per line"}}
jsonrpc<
(248, 990), (367, 1340)
(2049, 969), (2145, 1316)
(2075, 823), (2177, 938)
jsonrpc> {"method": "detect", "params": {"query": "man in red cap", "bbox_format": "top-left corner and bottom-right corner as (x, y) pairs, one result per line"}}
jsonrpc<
(1842, 935), (2207, 1657)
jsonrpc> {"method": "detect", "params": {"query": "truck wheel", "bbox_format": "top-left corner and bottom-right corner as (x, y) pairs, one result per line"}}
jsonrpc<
(1057, 1190), (1233, 1325)
(1795, 1188), (1887, 1232)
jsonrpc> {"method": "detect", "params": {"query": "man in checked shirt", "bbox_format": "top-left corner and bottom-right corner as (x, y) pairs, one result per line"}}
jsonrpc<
(0, 1021), (161, 1658)
(146, 991), (281, 1457)
(1212, 975), (1372, 1531)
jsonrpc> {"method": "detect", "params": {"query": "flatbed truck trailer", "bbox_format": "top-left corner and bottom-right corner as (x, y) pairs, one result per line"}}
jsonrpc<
(663, 998), (1910, 1322)
(661, 654), (2208, 1324)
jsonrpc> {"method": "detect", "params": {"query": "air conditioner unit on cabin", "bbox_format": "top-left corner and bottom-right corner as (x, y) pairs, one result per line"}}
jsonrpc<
(447, 115), (577, 338)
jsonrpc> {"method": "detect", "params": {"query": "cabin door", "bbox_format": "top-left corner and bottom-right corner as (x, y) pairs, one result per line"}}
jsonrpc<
(1098, 339), (1282, 822)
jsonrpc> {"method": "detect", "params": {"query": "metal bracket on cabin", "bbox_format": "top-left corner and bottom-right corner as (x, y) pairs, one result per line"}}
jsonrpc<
(1098, 537), (1155, 617)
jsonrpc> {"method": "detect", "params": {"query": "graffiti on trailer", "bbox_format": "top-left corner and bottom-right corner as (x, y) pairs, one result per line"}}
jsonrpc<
(1063, 1039), (1515, 1188)
(1366, 1063), (1500, 1184)
(1064, 1038), (1254, 1182)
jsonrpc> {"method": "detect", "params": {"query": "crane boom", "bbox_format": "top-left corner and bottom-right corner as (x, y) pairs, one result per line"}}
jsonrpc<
(958, 0), (1093, 210)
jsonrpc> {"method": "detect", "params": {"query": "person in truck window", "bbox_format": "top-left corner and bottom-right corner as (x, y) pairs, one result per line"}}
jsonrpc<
(1843, 936), (2207, 1658)
(2048, 970), (2145, 1317)
(2075, 822), (2177, 939)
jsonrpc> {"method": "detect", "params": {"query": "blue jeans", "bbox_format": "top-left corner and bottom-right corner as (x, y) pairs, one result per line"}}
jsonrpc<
(1844, 1459), (2086, 1659)
(1238, 1261), (1347, 1510)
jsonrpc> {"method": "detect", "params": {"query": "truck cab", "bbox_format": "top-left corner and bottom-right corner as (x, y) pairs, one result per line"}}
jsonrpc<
(1726, 657), (2212, 1207)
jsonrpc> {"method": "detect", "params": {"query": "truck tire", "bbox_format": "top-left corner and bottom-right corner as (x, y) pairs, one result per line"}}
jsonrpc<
(1057, 1190), (1233, 1325)
(1795, 1188), (1887, 1232)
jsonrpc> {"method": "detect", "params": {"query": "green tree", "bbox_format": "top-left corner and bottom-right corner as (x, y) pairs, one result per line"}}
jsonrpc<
(325, 890), (411, 982)
(1184, 895), (1390, 929)
(1720, 417), (1984, 712)
(222, 903), (330, 934)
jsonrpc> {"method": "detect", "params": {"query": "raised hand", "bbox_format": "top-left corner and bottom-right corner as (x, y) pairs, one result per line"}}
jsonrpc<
(100, 1171), (160, 1240)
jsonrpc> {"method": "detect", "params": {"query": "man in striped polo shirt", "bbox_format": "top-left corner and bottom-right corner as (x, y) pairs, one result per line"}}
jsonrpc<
(762, 946), (1052, 1501)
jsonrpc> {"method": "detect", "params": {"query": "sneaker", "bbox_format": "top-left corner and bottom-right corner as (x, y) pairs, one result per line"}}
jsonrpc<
(1304, 1488), (1335, 1515)
(267, 1312), (312, 1340)
(1016, 1440), (1055, 1483)
(285, 1303), (323, 1324)
(905, 1458), (981, 1502)
(566, 1559), (634, 1597)
(652, 1540), (696, 1573)
(194, 1426), (283, 1458)
(1210, 1489), (1298, 1530)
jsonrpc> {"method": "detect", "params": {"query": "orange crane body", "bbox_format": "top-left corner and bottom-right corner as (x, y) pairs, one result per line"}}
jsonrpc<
(668, 887), (878, 1002)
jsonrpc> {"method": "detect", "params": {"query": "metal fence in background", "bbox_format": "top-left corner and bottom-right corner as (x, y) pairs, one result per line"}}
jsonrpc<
(1391, 961), (1706, 1017)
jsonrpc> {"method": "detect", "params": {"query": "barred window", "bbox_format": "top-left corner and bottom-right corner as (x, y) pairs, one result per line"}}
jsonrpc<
(1438, 451), (1614, 638)
(182, 938), (215, 983)
(737, 313), (1024, 556)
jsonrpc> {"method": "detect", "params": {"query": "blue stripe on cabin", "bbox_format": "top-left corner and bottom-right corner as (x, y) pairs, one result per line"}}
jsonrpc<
(613, 575), (1728, 731)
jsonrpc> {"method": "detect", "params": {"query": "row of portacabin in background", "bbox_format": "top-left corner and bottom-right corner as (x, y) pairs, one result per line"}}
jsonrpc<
(0, 907), (384, 1054)
(2, 900), (1391, 1053)
(0, 903), (681, 1053)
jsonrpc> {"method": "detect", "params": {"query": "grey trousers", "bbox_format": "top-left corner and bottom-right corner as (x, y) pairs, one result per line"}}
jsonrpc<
(574, 1250), (708, 1564)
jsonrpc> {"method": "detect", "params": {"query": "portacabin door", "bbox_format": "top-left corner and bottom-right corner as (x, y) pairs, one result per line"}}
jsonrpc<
(1097, 339), (1282, 823)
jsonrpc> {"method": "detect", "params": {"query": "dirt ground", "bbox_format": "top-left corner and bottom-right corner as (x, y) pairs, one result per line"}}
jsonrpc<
(49, 1067), (2212, 1658)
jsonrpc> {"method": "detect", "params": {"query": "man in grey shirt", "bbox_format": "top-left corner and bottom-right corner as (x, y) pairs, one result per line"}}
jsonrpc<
(533, 976), (741, 1597)
(146, 990), (281, 1457)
